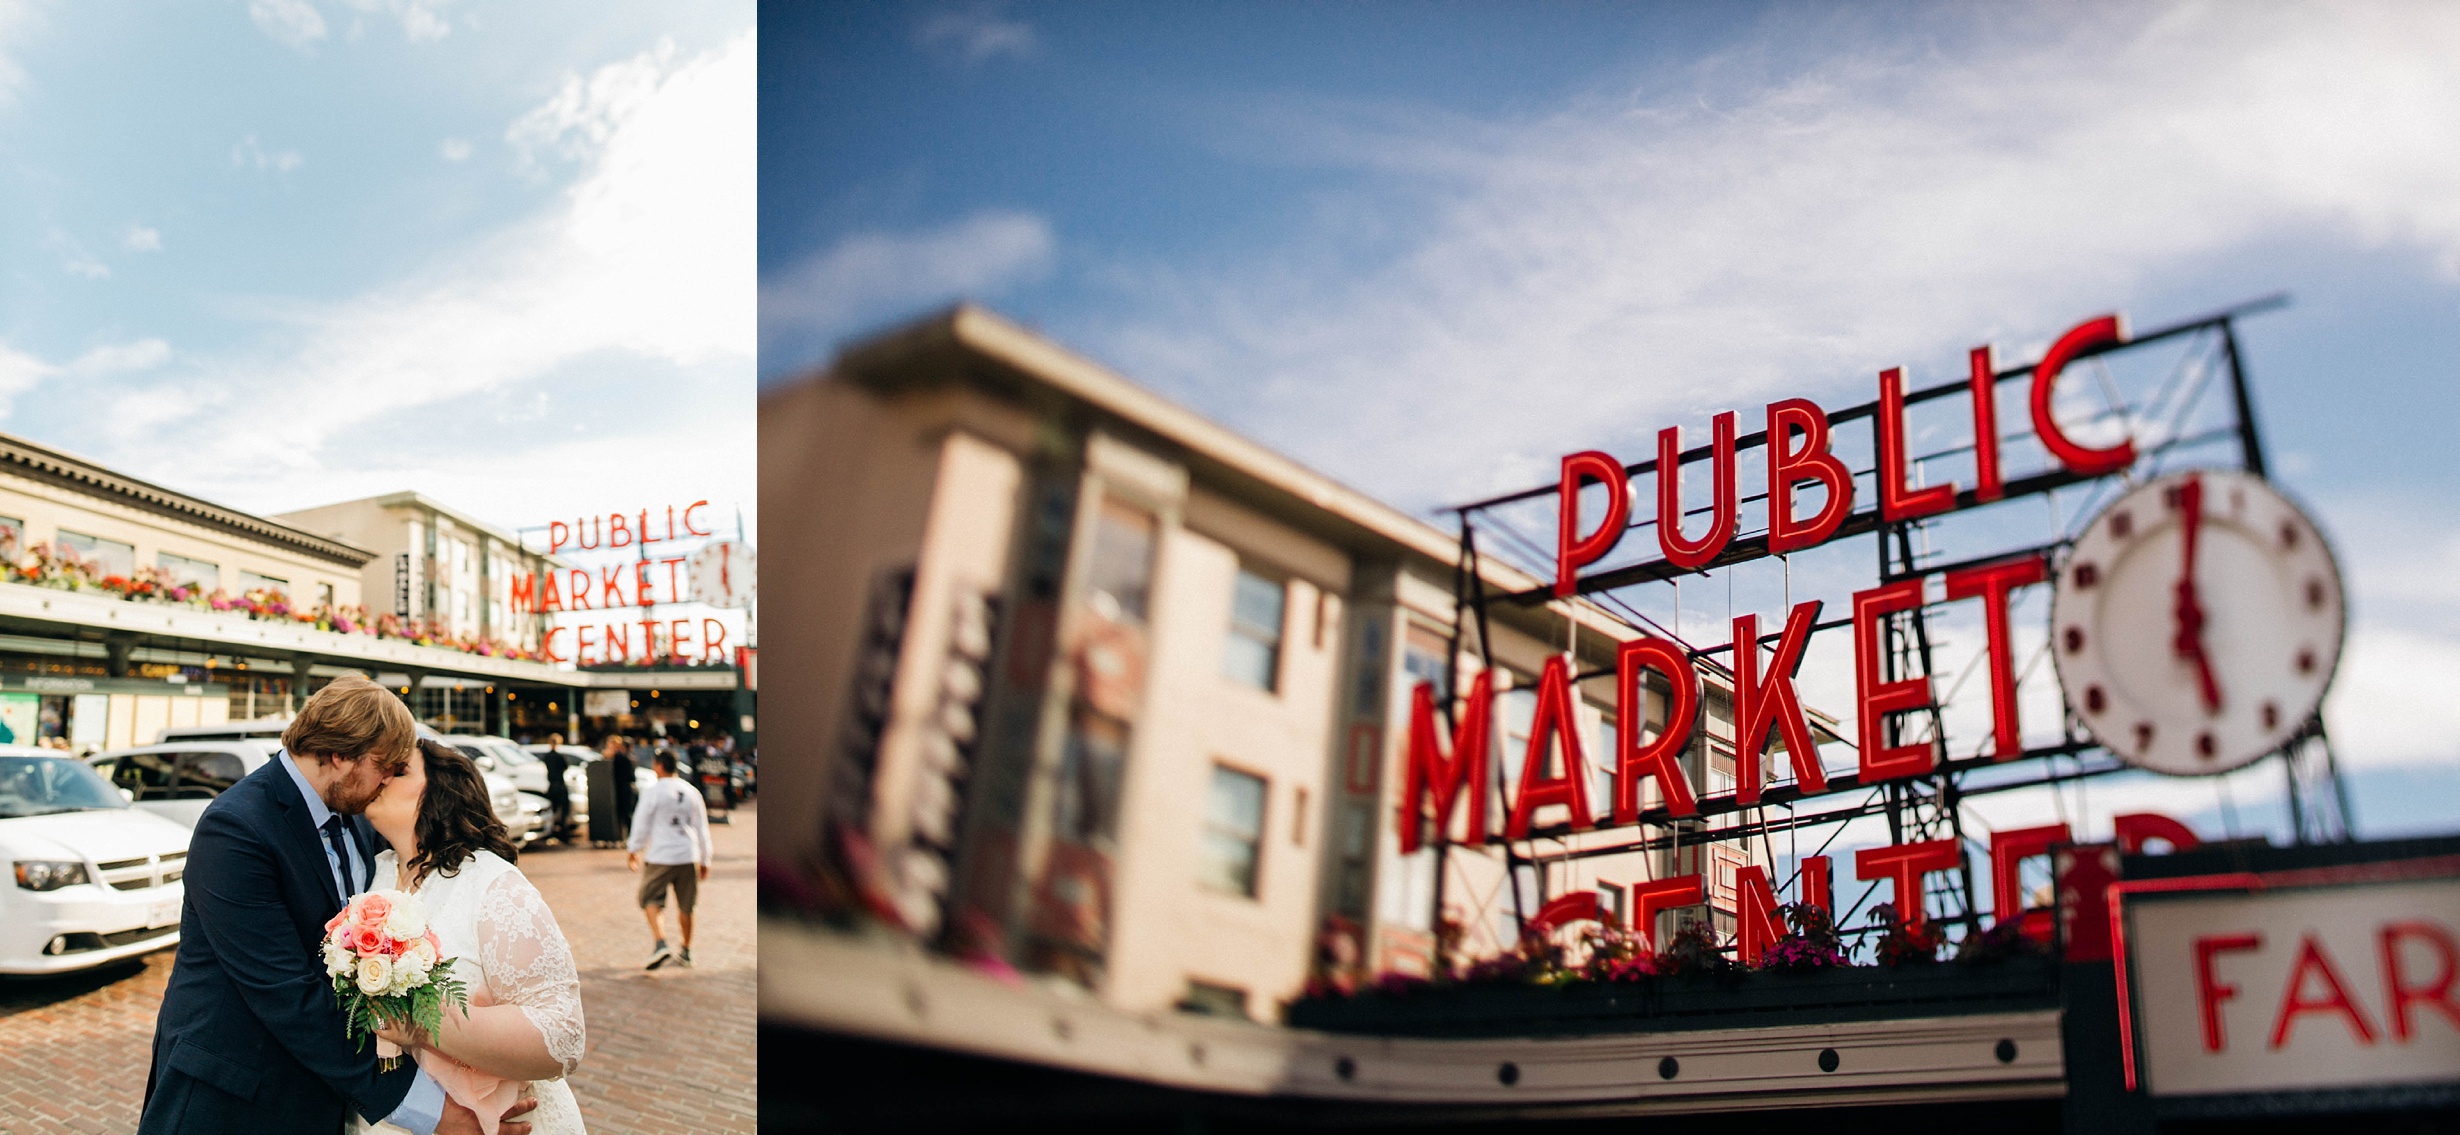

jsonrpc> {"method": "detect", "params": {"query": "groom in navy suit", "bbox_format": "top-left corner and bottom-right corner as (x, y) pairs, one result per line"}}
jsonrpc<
(139, 676), (535, 1135)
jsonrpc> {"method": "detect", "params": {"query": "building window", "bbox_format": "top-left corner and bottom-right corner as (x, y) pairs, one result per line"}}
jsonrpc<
(1402, 623), (1451, 703)
(1177, 980), (1249, 1020)
(1222, 567), (1284, 692)
(56, 531), (135, 578)
(158, 552), (220, 591)
(0, 516), (22, 558)
(239, 569), (290, 598)
(1083, 499), (1156, 624)
(1199, 764), (1267, 897)
(1598, 881), (1628, 929)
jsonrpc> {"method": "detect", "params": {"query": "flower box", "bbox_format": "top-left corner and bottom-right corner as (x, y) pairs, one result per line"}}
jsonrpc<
(1287, 956), (2059, 1037)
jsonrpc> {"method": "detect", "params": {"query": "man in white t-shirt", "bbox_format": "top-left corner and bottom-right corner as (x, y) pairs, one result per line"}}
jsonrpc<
(627, 749), (713, 970)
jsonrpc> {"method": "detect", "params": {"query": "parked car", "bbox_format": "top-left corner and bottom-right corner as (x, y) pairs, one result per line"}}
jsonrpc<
(88, 741), (283, 828)
(523, 744), (657, 797)
(156, 716), (292, 744)
(90, 731), (532, 843)
(436, 736), (553, 844)
(1, 746), (193, 974)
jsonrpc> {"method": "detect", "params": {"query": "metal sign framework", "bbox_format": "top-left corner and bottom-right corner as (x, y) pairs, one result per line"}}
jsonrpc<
(1430, 295), (2353, 957)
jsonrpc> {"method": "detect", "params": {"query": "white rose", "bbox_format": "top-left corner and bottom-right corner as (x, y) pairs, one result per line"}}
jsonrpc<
(324, 941), (352, 976)
(355, 954), (392, 996)
(388, 965), (418, 997)
(406, 937), (439, 969)
(381, 898), (425, 941)
(395, 947), (431, 982)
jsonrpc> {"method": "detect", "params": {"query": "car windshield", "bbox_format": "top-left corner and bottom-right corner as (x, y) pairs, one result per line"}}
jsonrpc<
(490, 745), (537, 768)
(0, 756), (129, 818)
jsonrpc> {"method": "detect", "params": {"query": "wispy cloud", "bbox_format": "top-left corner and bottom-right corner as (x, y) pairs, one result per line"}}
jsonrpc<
(760, 210), (1055, 372)
(121, 224), (161, 252)
(915, 3), (1034, 66)
(42, 227), (106, 279)
(339, 0), (452, 43)
(230, 133), (304, 172)
(0, 0), (39, 109)
(1089, 4), (2460, 510)
(247, 0), (327, 53)
(438, 136), (471, 162)
(93, 33), (753, 525)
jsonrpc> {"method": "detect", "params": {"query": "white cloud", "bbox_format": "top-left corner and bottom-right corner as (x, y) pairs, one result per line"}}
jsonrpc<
(0, 342), (53, 416)
(248, 0), (327, 53)
(439, 136), (471, 162)
(0, 0), (39, 109)
(1091, 4), (2460, 510)
(100, 32), (753, 532)
(69, 338), (170, 376)
(760, 210), (1055, 359)
(339, 0), (451, 43)
(230, 133), (304, 172)
(122, 224), (161, 252)
(42, 227), (106, 279)
(916, 4), (1034, 65)
(507, 39), (675, 171)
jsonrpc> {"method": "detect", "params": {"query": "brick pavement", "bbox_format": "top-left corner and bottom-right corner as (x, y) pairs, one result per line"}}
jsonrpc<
(0, 800), (756, 1135)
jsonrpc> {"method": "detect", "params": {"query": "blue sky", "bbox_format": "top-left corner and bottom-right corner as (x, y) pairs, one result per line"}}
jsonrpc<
(1, 0), (753, 548)
(764, 2), (2460, 851)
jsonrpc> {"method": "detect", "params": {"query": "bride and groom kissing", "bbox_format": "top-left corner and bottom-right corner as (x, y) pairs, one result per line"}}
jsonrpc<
(139, 676), (586, 1134)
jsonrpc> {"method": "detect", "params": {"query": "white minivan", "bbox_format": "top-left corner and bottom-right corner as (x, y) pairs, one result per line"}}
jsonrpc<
(91, 732), (532, 840)
(0, 746), (193, 974)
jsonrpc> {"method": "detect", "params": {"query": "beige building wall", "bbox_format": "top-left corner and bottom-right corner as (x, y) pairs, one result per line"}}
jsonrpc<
(0, 474), (363, 607)
(275, 493), (556, 647)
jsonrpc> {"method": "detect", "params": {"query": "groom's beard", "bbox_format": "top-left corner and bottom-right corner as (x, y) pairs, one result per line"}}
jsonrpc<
(322, 759), (390, 815)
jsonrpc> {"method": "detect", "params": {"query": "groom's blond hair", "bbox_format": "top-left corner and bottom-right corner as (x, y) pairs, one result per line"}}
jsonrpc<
(283, 675), (416, 773)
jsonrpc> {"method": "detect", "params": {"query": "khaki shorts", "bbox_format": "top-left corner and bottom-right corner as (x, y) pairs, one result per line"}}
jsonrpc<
(639, 861), (699, 913)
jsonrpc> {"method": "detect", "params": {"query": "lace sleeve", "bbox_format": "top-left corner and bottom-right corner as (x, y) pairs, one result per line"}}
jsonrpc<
(476, 869), (587, 1077)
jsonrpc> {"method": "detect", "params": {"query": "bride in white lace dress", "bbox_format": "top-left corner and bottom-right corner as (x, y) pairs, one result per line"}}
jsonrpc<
(355, 739), (588, 1135)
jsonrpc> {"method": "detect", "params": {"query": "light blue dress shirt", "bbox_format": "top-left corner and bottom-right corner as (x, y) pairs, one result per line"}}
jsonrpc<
(280, 751), (446, 1135)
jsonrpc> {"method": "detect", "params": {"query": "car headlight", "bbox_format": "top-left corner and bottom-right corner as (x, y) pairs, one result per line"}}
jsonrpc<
(14, 860), (90, 891)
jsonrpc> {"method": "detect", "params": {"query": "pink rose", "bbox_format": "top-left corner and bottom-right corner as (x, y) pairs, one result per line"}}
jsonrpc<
(355, 894), (391, 924)
(324, 911), (347, 934)
(353, 925), (386, 956)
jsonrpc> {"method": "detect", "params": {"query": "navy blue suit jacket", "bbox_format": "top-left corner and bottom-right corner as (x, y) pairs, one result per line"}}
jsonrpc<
(139, 755), (418, 1134)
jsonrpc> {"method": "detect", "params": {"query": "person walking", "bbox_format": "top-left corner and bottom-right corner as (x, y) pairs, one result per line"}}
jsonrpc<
(627, 749), (712, 970)
(602, 735), (636, 845)
(538, 732), (573, 842)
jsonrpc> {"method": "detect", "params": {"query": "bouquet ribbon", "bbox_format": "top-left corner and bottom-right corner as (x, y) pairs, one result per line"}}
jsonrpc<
(413, 1046), (523, 1135)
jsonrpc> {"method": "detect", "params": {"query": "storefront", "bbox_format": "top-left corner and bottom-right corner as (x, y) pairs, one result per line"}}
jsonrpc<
(765, 299), (2457, 1131)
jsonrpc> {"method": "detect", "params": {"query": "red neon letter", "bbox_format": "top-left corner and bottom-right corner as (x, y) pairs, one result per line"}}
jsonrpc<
(1731, 600), (1827, 805)
(2196, 934), (2263, 1052)
(1801, 854), (1832, 915)
(635, 561), (657, 608)
(509, 572), (535, 615)
(1613, 637), (1698, 822)
(541, 626), (568, 664)
(2029, 314), (2135, 477)
(1877, 367), (1955, 522)
(1736, 865), (1784, 967)
(1398, 673), (1492, 854)
(604, 622), (630, 663)
(1506, 656), (1596, 839)
(2380, 921), (2460, 1041)
(2270, 934), (2381, 1049)
(609, 512), (634, 549)
(1856, 839), (1961, 933)
(567, 568), (594, 610)
(576, 624), (598, 665)
(1767, 398), (1852, 554)
(702, 618), (727, 662)
(1528, 891), (1604, 940)
(662, 556), (688, 604)
(1556, 451), (1629, 598)
(1970, 345), (2005, 502)
(548, 521), (570, 555)
(1990, 823), (2070, 940)
(1627, 874), (1704, 950)
(1945, 554), (2048, 761)
(600, 565), (628, 608)
(669, 618), (695, 666)
(683, 500), (714, 537)
(2113, 813), (2202, 855)
(539, 571), (564, 613)
(1853, 578), (1937, 782)
(1657, 412), (1737, 570)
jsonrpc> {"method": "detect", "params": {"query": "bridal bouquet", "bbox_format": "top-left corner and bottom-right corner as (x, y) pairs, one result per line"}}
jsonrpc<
(325, 890), (469, 1071)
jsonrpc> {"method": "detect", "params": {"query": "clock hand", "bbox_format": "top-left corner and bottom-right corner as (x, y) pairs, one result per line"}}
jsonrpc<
(2169, 474), (2223, 713)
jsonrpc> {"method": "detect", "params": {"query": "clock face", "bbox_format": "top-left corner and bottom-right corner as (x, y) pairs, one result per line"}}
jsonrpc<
(2050, 468), (2344, 776)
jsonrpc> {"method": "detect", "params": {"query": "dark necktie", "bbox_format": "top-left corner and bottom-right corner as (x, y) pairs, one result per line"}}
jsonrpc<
(321, 815), (360, 897)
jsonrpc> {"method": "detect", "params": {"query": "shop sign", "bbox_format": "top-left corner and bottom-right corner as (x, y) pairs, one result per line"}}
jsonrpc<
(2115, 864), (2460, 1096)
(1400, 310), (2348, 936)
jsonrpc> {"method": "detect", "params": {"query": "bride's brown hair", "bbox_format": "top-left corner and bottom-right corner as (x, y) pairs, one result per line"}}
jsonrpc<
(406, 738), (520, 886)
